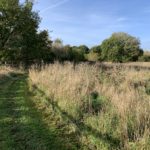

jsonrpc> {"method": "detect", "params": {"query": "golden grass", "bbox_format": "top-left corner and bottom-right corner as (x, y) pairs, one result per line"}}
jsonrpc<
(30, 63), (102, 114)
(0, 66), (23, 81)
(29, 62), (150, 149)
(144, 51), (150, 56)
(102, 62), (150, 68)
(0, 66), (15, 75)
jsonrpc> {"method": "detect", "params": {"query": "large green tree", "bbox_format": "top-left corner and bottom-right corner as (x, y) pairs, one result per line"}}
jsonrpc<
(0, 0), (39, 65)
(0, 0), (53, 66)
(101, 32), (143, 62)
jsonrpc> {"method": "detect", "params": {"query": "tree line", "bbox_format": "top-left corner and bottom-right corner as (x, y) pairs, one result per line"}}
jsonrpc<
(0, 0), (149, 67)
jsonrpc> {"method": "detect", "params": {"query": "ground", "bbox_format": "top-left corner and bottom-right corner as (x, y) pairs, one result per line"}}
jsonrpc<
(0, 73), (80, 150)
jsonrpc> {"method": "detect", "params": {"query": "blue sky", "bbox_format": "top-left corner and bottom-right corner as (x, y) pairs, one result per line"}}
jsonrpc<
(22, 0), (150, 50)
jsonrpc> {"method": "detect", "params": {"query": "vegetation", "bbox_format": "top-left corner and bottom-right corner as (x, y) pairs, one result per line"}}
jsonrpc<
(0, 1), (149, 66)
(0, 67), (81, 150)
(1, 63), (150, 150)
(0, 0), (150, 150)
(0, 0), (52, 66)
(139, 51), (150, 62)
(29, 62), (150, 150)
(101, 32), (143, 62)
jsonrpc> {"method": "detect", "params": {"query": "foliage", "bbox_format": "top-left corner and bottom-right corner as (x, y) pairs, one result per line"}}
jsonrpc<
(35, 30), (54, 63)
(101, 32), (143, 62)
(78, 45), (89, 54)
(0, 0), (53, 66)
(85, 45), (102, 61)
(91, 45), (101, 53)
(85, 52), (100, 61)
(71, 46), (86, 62)
(138, 55), (150, 62)
(52, 43), (86, 62)
(0, 1), (148, 65)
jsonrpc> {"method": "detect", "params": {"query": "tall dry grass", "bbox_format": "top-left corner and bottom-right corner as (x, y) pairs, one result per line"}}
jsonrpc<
(0, 66), (20, 79)
(102, 62), (150, 68)
(29, 62), (150, 149)
(0, 66), (15, 75)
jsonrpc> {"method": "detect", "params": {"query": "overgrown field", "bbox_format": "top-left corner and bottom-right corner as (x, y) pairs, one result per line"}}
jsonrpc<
(0, 67), (80, 150)
(0, 63), (150, 150)
(29, 62), (150, 150)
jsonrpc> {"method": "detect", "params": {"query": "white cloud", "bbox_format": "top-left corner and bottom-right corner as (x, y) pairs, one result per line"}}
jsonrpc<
(40, 0), (70, 13)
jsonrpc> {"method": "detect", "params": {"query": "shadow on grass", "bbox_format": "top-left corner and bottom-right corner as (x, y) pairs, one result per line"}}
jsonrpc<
(0, 73), (80, 150)
(0, 74), (11, 85)
(32, 85), (121, 149)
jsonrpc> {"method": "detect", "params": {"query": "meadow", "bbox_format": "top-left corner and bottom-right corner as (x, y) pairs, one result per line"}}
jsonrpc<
(29, 62), (150, 150)
(0, 63), (150, 149)
(1, 1), (150, 149)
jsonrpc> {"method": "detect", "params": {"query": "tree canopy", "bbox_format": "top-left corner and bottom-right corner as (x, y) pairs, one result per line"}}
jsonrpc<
(0, 0), (53, 66)
(101, 32), (143, 62)
(0, 1), (147, 65)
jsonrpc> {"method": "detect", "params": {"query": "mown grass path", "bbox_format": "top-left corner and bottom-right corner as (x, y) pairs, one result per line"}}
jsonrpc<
(0, 73), (80, 150)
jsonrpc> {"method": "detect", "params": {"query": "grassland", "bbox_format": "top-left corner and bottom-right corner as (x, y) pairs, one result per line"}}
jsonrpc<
(29, 62), (150, 150)
(0, 67), (80, 150)
(0, 63), (150, 150)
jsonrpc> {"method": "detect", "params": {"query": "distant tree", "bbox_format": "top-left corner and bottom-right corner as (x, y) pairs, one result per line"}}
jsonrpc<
(78, 45), (89, 54)
(90, 45), (101, 53)
(52, 43), (87, 62)
(85, 45), (101, 61)
(138, 55), (150, 62)
(52, 38), (65, 61)
(101, 32), (143, 62)
(52, 38), (63, 49)
(36, 30), (53, 63)
(138, 51), (150, 62)
(63, 45), (73, 61)
(72, 46), (85, 62)
(85, 52), (100, 62)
